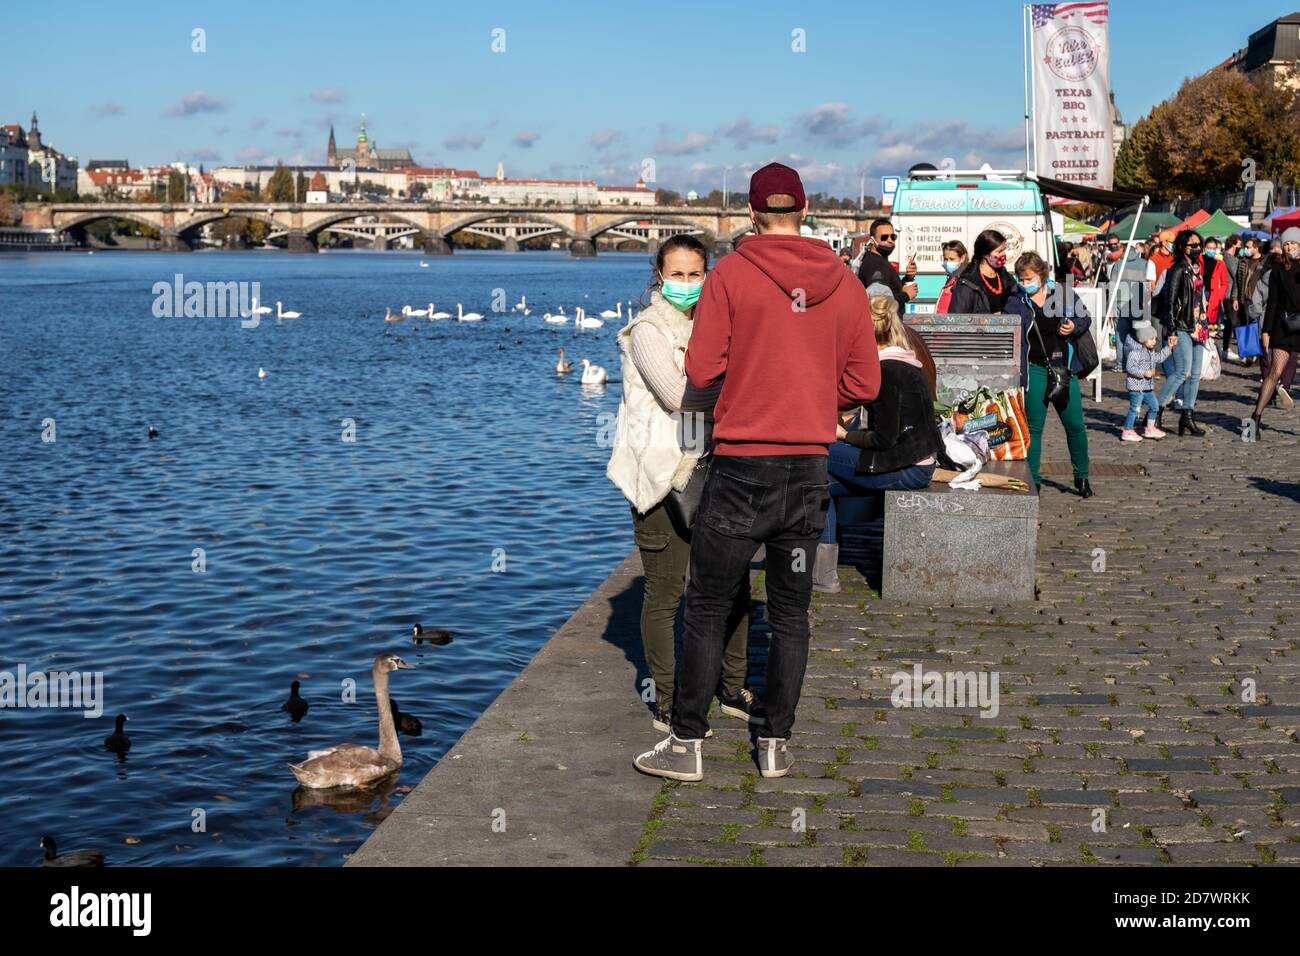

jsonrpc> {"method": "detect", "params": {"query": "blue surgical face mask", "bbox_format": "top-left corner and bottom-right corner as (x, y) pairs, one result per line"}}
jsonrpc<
(1021, 280), (1041, 295)
(943, 260), (961, 275)
(1205, 249), (1219, 259)
(1047, 278), (1057, 292)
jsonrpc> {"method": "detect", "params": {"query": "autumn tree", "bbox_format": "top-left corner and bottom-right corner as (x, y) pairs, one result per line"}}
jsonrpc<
(263, 163), (295, 202)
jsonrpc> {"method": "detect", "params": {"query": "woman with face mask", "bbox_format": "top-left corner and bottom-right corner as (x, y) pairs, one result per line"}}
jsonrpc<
(1006, 251), (1094, 496)
(1152, 230), (1209, 436)
(605, 234), (757, 734)
(934, 240), (968, 314)
(1251, 227), (1300, 436)
(948, 229), (1017, 314)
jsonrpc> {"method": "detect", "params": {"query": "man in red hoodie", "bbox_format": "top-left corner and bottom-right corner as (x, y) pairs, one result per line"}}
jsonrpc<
(634, 163), (881, 782)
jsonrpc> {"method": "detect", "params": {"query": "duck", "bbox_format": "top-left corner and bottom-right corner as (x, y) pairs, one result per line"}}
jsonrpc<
(428, 303), (451, 320)
(556, 348), (573, 374)
(258, 367), (268, 379)
(384, 306), (405, 323)
(276, 301), (302, 320)
(389, 699), (423, 737)
(579, 358), (608, 385)
(281, 680), (309, 721)
(457, 303), (484, 322)
(412, 623), (453, 646)
(104, 714), (130, 755)
(288, 653), (413, 789)
(577, 307), (604, 330)
(599, 302), (623, 320)
(40, 836), (104, 868)
(403, 305), (428, 318)
(147, 425), (159, 439)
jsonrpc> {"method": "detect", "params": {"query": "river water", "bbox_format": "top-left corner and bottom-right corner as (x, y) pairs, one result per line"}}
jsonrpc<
(0, 249), (645, 865)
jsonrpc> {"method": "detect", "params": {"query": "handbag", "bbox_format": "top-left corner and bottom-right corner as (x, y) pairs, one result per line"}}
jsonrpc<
(1031, 319), (1071, 408)
(1281, 310), (1300, 336)
(662, 455), (710, 533)
(1236, 321), (1264, 358)
(1072, 330), (1099, 379)
(1098, 316), (1117, 364)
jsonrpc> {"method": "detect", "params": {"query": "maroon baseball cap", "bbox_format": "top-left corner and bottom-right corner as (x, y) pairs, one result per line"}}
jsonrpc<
(748, 162), (805, 213)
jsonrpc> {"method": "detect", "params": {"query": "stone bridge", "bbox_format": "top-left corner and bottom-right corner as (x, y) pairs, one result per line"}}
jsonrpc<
(22, 201), (882, 255)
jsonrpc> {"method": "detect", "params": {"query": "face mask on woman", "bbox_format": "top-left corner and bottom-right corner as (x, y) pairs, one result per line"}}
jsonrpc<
(1205, 248), (1219, 259)
(661, 278), (703, 310)
(986, 252), (1007, 269)
(1020, 279), (1041, 295)
(1289, 247), (1300, 261)
(943, 260), (961, 275)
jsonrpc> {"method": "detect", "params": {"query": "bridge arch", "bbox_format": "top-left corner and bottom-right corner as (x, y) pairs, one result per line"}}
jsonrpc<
(54, 211), (167, 236)
(298, 210), (434, 239)
(174, 210), (284, 238)
(588, 215), (717, 245)
(438, 211), (577, 243)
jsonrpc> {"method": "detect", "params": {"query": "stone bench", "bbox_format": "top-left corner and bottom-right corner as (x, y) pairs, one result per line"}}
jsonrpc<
(881, 460), (1038, 604)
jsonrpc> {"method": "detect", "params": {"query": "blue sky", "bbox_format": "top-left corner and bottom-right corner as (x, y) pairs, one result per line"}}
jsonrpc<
(7, 0), (1291, 196)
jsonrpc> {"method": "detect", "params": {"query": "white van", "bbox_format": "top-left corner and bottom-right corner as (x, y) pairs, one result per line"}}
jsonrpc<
(891, 169), (1057, 313)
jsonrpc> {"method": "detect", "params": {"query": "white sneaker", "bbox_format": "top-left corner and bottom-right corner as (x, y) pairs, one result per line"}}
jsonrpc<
(634, 734), (704, 782)
(1278, 386), (1295, 410)
(1120, 429), (1143, 442)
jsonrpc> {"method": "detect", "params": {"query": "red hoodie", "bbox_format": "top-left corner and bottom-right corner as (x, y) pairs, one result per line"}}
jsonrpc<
(686, 234), (881, 456)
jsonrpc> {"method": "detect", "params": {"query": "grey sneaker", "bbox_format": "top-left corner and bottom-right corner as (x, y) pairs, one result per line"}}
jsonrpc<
(634, 734), (703, 782)
(1278, 385), (1295, 410)
(756, 737), (793, 778)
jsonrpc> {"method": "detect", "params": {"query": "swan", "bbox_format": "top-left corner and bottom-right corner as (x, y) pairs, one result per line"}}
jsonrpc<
(419, 260), (429, 268)
(556, 348), (573, 374)
(384, 306), (405, 323)
(577, 307), (604, 329)
(104, 714), (130, 755)
(249, 297), (272, 317)
(457, 304), (483, 322)
(428, 303), (451, 320)
(276, 301), (302, 320)
(390, 699), (423, 737)
(288, 653), (413, 789)
(579, 358), (608, 385)
(281, 680), (309, 721)
(258, 367), (268, 379)
(514, 295), (527, 312)
(41, 836), (105, 868)
(599, 302), (623, 320)
(403, 305), (429, 318)
(544, 312), (567, 324)
(412, 623), (453, 645)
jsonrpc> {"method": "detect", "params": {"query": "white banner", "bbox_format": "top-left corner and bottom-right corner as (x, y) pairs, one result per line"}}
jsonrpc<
(1031, 2), (1112, 189)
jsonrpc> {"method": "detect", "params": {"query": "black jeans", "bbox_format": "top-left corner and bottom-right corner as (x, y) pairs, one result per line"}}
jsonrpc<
(672, 455), (829, 741)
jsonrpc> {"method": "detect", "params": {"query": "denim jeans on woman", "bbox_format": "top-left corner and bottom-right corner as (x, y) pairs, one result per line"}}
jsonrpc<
(1157, 330), (1205, 410)
(819, 439), (933, 545)
(673, 455), (828, 742)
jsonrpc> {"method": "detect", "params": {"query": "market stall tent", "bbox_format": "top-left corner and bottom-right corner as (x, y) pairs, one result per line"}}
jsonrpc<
(1176, 209), (1210, 232)
(1193, 210), (1245, 239)
(1271, 208), (1300, 232)
(1109, 210), (1181, 239)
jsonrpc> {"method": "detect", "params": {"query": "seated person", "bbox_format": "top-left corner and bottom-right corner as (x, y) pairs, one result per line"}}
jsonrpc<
(813, 293), (944, 592)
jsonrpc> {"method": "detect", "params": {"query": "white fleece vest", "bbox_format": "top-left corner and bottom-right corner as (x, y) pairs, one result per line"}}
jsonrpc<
(605, 292), (711, 514)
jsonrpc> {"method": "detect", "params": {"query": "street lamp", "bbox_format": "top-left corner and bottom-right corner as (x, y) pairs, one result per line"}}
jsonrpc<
(723, 166), (730, 209)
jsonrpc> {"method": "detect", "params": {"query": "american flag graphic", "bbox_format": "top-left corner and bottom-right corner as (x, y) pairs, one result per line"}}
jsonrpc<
(1032, 2), (1109, 28)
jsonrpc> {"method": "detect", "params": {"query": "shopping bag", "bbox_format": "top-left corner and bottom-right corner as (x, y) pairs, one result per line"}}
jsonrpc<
(1200, 343), (1221, 382)
(1098, 316), (1117, 364)
(950, 386), (1031, 461)
(1235, 322), (1264, 359)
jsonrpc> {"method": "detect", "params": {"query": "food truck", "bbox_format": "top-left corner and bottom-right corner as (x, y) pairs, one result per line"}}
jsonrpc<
(891, 169), (1057, 313)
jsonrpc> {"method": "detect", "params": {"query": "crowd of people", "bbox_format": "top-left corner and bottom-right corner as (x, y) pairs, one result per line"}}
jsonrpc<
(604, 159), (1300, 783)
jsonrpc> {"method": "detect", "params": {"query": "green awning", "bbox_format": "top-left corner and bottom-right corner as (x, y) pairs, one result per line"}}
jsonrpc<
(1057, 215), (1096, 236)
(1109, 211), (1181, 239)
(1193, 210), (1245, 238)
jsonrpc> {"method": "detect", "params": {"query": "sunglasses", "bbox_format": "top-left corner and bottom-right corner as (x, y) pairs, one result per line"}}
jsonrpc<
(876, 234), (896, 241)
(1187, 244), (1203, 251)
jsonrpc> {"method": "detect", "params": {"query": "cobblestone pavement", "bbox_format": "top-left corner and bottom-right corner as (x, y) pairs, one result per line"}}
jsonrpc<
(634, 361), (1300, 866)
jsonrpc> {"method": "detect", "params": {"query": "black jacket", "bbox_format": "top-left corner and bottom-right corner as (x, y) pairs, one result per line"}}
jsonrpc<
(1155, 258), (1201, 333)
(843, 360), (942, 474)
(857, 248), (909, 312)
(947, 264), (1018, 314)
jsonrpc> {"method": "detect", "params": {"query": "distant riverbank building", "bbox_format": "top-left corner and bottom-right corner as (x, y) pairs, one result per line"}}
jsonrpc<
(327, 114), (416, 171)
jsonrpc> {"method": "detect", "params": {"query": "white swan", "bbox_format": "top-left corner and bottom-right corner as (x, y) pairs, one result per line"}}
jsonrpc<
(276, 301), (302, 320)
(384, 306), (405, 323)
(419, 261), (429, 268)
(403, 305), (429, 318)
(544, 312), (568, 324)
(577, 307), (604, 329)
(249, 297), (272, 317)
(579, 358), (608, 385)
(258, 367), (268, 379)
(556, 348), (573, 374)
(428, 303), (451, 320)
(514, 295), (527, 312)
(457, 303), (483, 322)
(599, 302), (622, 320)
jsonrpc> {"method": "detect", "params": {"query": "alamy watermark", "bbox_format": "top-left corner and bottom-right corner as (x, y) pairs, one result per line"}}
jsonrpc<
(151, 273), (265, 326)
(891, 664), (1000, 719)
(1, 663), (104, 717)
